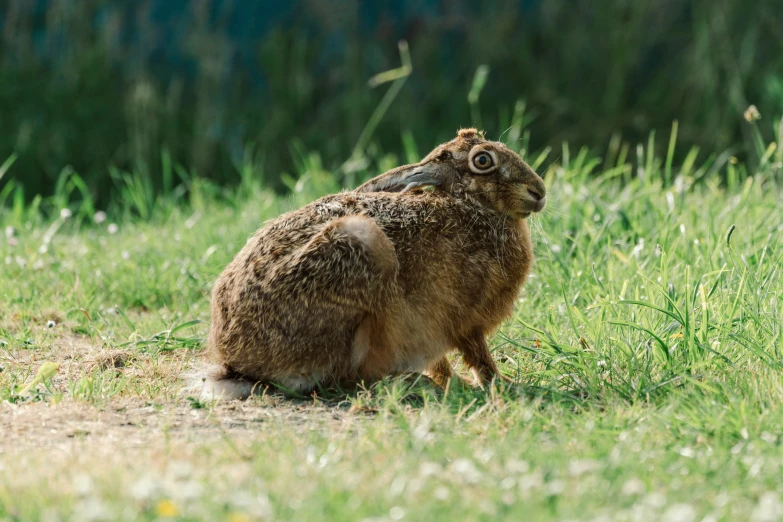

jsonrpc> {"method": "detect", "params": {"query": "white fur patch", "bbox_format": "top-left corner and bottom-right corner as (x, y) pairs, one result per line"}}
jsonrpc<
(350, 320), (372, 372)
(276, 375), (318, 394)
(395, 354), (428, 373)
(338, 216), (379, 246)
(200, 377), (256, 401)
(183, 365), (259, 401)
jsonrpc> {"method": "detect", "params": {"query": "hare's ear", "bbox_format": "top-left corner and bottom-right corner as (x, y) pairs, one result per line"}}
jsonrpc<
(390, 171), (444, 193)
(357, 166), (447, 193)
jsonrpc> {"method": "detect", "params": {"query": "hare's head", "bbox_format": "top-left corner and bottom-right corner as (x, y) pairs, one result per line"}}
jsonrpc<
(357, 128), (546, 219)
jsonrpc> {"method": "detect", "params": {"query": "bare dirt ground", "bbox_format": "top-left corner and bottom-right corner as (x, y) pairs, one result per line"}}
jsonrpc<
(0, 398), (353, 451)
(1, 333), (357, 454)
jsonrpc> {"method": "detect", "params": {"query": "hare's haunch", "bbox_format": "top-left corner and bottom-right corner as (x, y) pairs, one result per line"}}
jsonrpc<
(205, 129), (546, 398)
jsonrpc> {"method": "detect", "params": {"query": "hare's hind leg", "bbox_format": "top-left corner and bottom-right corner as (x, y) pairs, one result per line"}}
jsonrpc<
(425, 357), (458, 388)
(425, 356), (474, 389)
(206, 215), (398, 399)
(272, 215), (398, 385)
(457, 330), (512, 387)
(289, 214), (398, 305)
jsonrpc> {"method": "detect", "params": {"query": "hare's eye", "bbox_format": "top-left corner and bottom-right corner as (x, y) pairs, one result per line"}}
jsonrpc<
(472, 152), (493, 170)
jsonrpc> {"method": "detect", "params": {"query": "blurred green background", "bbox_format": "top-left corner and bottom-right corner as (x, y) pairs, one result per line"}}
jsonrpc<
(1, 0), (782, 206)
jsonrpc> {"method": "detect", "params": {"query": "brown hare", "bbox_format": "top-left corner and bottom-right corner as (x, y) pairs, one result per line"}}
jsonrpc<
(203, 128), (546, 399)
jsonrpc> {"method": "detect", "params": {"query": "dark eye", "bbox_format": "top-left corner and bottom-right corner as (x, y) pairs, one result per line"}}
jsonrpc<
(472, 152), (493, 170)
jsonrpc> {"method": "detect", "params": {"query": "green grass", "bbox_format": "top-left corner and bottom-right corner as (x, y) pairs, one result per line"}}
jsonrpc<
(1, 133), (783, 521)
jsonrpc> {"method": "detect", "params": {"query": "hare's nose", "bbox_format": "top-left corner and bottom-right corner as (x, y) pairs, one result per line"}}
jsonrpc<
(522, 182), (547, 212)
(526, 185), (545, 202)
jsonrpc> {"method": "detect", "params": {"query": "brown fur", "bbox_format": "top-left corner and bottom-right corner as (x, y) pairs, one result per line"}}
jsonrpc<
(205, 129), (546, 397)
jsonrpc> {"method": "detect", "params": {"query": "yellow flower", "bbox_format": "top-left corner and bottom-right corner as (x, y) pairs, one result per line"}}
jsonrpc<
(156, 499), (180, 517)
(228, 513), (252, 522)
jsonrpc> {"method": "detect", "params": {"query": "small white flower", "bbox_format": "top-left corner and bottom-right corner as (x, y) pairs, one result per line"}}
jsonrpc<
(93, 211), (107, 224)
(450, 458), (482, 484)
(72, 474), (95, 497)
(551, 244), (562, 254)
(679, 447), (695, 458)
(130, 476), (161, 502)
(752, 492), (783, 522)
(621, 477), (646, 496)
(173, 480), (203, 501)
(568, 459), (600, 477)
(389, 506), (405, 520)
(546, 479), (565, 496)
(419, 462), (441, 477)
(505, 459), (530, 474)
(72, 497), (110, 522)
(643, 491), (667, 508)
(434, 486), (450, 501)
(661, 503), (697, 522)
(60, 208), (73, 220)
(231, 491), (274, 519)
(4, 226), (15, 238)
(474, 448), (494, 464)
(107, 223), (119, 235)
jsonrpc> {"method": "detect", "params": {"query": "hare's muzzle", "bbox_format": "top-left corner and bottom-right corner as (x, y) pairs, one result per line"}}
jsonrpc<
(520, 179), (547, 214)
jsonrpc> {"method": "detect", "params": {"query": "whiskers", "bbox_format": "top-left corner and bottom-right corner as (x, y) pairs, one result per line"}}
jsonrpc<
(536, 205), (565, 220)
(525, 212), (547, 238)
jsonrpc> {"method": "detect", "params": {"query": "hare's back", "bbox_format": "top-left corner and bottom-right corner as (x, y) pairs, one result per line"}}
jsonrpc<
(250, 191), (443, 250)
(246, 190), (512, 277)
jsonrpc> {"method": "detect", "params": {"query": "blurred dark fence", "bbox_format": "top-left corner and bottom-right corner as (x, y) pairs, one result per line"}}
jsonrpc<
(1, 0), (782, 203)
